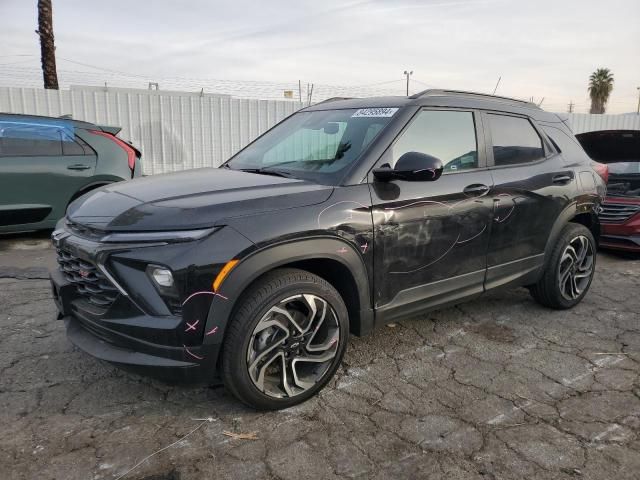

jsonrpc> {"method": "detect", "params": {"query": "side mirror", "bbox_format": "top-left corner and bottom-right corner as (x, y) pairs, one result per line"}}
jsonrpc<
(323, 122), (340, 135)
(373, 152), (443, 182)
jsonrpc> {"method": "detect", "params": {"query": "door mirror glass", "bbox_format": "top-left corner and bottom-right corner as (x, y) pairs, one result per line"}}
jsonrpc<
(373, 151), (443, 181)
(322, 122), (340, 135)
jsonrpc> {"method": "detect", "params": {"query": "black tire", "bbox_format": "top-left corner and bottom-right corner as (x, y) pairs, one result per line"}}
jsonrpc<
(530, 223), (596, 309)
(221, 268), (349, 410)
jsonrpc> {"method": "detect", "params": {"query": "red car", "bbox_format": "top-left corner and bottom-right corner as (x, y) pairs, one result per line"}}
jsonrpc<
(577, 130), (640, 252)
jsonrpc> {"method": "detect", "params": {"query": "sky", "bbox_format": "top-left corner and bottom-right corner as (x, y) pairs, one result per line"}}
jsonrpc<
(0, 0), (639, 113)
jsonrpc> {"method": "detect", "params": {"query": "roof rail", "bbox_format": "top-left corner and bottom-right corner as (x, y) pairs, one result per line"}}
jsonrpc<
(409, 89), (540, 109)
(314, 97), (355, 105)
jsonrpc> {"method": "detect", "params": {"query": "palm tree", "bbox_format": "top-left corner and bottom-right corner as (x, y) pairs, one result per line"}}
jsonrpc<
(37, 0), (58, 89)
(588, 68), (614, 114)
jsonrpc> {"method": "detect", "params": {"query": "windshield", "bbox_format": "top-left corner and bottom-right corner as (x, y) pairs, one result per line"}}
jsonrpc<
(224, 108), (398, 184)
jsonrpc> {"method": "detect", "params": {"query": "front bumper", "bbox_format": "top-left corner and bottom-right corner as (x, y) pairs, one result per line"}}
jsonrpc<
(51, 267), (221, 383)
(599, 233), (640, 252)
(600, 209), (640, 252)
(49, 225), (254, 384)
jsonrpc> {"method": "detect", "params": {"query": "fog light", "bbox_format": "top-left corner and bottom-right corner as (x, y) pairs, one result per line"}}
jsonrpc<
(150, 267), (174, 287)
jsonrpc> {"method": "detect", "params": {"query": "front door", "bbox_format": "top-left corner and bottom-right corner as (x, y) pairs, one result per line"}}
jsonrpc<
(368, 108), (494, 322)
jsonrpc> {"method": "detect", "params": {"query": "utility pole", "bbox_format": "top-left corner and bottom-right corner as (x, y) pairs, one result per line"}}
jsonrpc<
(568, 101), (574, 113)
(403, 70), (413, 96)
(36, 0), (59, 89)
(637, 87), (640, 115)
(307, 83), (314, 106)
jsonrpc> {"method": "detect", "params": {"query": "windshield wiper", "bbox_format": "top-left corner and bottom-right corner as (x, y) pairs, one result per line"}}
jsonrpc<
(236, 167), (298, 179)
(258, 158), (339, 173)
(227, 158), (339, 179)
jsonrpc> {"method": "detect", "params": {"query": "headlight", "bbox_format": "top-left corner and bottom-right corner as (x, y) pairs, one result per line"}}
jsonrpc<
(101, 227), (218, 243)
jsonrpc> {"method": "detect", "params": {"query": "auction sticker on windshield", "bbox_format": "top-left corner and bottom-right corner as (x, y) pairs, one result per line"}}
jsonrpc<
(351, 108), (399, 118)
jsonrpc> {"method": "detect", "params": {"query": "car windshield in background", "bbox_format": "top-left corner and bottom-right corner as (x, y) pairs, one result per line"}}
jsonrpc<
(225, 108), (398, 184)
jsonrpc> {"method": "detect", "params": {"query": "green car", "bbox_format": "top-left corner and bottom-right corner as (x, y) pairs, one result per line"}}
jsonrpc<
(0, 113), (142, 234)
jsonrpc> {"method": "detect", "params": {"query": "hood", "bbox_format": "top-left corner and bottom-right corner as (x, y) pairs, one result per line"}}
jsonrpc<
(68, 168), (333, 231)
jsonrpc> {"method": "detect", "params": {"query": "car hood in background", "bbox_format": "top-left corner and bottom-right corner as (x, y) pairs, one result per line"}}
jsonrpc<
(67, 168), (333, 231)
(575, 130), (640, 198)
(576, 130), (640, 164)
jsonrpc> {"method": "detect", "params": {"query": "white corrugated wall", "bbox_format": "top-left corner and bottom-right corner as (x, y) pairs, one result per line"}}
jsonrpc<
(2, 86), (639, 174)
(565, 113), (640, 134)
(0, 86), (302, 175)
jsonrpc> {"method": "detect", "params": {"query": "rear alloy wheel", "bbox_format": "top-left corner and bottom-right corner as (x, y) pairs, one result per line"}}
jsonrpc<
(221, 268), (348, 410)
(557, 235), (595, 302)
(530, 223), (596, 309)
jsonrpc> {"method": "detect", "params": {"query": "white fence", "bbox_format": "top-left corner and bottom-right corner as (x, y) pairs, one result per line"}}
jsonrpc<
(565, 113), (640, 135)
(0, 86), (302, 175)
(1, 86), (639, 174)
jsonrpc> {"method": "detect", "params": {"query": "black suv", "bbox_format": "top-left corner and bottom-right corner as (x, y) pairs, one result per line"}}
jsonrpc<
(50, 90), (605, 410)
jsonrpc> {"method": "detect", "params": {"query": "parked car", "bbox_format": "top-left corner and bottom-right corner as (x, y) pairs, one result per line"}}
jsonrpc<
(576, 130), (640, 252)
(0, 113), (142, 234)
(50, 90), (605, 410)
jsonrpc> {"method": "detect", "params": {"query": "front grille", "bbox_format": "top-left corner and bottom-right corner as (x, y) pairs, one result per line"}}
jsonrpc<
(56, 247), (119, 309)
(599, 202), (640, 223)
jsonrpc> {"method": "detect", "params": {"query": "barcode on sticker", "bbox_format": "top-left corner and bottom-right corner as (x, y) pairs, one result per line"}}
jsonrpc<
(351, 108), (399, 118)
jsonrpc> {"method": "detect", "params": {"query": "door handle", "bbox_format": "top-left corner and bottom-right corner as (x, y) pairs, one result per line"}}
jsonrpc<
(552, 174), (572, 185)
(463, 184), (490, 196)
(67, 164), (91, 171)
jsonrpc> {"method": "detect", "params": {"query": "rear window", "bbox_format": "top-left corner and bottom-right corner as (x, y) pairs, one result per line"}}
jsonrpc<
(488, 114), (545, 166)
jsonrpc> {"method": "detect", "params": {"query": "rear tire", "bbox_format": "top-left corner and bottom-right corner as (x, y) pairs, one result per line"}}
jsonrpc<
(530, 223), (596, 309)
(221, 268), (349, 410)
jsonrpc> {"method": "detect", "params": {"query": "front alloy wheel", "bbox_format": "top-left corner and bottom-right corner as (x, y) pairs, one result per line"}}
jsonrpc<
(221, 268), (348, 410)
(247, 294), (340, 398)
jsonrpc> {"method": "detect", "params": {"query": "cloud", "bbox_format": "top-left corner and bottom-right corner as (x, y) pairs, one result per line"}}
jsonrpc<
(1, 0), (638, 112)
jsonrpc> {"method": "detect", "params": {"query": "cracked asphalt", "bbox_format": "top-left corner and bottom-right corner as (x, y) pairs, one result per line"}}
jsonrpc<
(1, 234), (639, 480)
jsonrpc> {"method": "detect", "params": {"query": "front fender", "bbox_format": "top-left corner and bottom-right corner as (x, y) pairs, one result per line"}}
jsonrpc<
(202, 236), (372, 346)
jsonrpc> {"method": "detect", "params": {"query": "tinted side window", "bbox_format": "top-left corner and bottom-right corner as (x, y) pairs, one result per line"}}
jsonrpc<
(0, 124), (63, 156)
(62, 132), (93, 155)
(488, 114), (544, 166)
(392, 110), (478, 173)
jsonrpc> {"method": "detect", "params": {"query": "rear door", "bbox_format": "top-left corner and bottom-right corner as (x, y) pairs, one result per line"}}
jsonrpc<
(369, 108), (495, 321)
(482, 112), (575, 289)
(0, 118), (96, 229)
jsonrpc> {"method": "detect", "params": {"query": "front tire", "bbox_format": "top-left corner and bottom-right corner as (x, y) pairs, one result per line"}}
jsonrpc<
(221, 268), (349, 410)
(530, 223), (596, 309)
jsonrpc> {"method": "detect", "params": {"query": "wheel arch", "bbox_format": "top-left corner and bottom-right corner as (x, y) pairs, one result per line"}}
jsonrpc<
(206, 237), (375, 346)
(569, 211), (600, 244)
(544, 203), (600, 266)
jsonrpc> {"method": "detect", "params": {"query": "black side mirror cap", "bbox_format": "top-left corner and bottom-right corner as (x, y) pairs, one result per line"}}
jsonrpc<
(373, 152), (443, 182)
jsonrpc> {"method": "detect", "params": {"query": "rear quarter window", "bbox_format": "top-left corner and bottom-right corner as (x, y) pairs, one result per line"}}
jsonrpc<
(541, 125), (590, 161)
